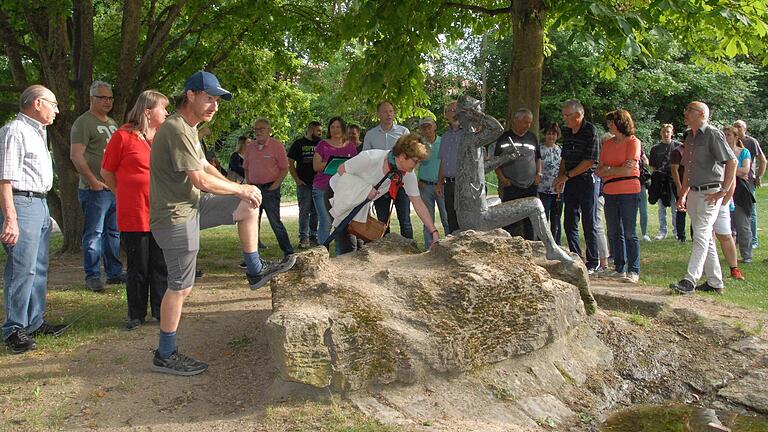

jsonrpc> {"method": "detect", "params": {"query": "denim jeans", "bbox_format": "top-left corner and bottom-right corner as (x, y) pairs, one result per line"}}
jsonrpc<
(296, 184), (317, 241)
(373, 188), (413, 239)
(78, 189), (122, 280)
(538, 193), (563, 245)
(562, 174), (599, 269)
(419, 182), (449, 248)
(657, 186), (677, 237)
(2, 196), (50, 339)
(500, 184), (537, 240)
(638, 186), (648, 237)
(312, 187), (332, 245)
(604, 193), (641, 274)
(256, 185), (294, 256)
(751, 203), (758, 247)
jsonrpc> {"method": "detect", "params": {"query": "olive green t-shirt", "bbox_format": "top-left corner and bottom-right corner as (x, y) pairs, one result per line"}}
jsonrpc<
(149, 113), (204, 229)
(70, 111), (118, 189)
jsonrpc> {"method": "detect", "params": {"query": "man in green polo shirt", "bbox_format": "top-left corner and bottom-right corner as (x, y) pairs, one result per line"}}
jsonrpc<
(149, 71), (295, 376)
(70, 80), (122, 292)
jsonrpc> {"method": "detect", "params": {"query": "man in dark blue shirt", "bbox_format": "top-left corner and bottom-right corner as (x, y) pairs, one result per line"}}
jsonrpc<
(553, 99), (600, 271)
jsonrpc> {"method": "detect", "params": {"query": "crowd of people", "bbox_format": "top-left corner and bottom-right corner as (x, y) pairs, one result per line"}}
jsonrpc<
(0, 73), (763, 377)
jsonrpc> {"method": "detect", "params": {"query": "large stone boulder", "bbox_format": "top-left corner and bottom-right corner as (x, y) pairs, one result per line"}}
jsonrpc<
(265, 229), (594, 393)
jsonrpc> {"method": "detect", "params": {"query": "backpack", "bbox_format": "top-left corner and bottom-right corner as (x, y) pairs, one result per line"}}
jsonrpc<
(639, 161), (651, 189)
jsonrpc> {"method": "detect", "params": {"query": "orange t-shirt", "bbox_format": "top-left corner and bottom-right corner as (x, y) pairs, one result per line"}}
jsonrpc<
(599, 135), (641, 195)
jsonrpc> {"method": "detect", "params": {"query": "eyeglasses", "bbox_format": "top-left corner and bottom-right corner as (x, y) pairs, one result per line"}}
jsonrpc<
(562, 112), (578, 118)
(40, 98), (59, 108)
(684, 106), (704, 114)
(93, 95), (114, 102)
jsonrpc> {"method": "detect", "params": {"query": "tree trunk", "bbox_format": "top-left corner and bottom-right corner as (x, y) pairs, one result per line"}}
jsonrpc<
(113, 0), (143, 122)
(508, 0), (545, 134)
(25, 6), (84, 254)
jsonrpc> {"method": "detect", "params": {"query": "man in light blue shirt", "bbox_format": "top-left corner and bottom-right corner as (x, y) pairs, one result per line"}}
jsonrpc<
(417, 117), (448, 248)
(362, 101), (413, 238)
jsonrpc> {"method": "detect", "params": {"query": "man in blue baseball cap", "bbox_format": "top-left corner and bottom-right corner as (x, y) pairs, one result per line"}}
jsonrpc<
(148, 70), (294, 376)
(184, 70), (233, 101)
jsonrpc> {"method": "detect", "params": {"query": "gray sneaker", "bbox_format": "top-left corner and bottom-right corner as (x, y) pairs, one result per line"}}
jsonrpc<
(603, 270), (627, 279)
(151, 350), (208, 376)
(247, 255), (297, 290)
(85, 278), (105, 292)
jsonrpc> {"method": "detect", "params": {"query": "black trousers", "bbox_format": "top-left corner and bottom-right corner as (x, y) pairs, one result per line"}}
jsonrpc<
(444, 179), (459, 234)
(500, 183), (538, 240)
(122, 232), (167, 321)
(373, 188), (413, 239)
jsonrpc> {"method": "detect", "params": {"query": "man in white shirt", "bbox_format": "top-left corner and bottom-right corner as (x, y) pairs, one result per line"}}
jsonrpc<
(1, 85), (67, 354)
(362, 101), (413, 238)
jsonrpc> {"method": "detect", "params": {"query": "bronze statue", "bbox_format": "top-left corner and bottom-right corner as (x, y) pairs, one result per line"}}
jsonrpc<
(454, 96), (573, 263)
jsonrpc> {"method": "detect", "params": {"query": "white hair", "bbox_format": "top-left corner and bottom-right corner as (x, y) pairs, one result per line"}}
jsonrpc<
(19, 85), (52, 110)
(89, 80), (112, 96)
(563, 99), (584, 115)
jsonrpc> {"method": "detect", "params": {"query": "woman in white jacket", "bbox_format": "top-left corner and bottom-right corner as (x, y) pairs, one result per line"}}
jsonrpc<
(329, 133), (440, 255)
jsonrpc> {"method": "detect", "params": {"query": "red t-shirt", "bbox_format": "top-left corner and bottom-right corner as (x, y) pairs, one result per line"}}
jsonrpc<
(102, 127), (151, 232)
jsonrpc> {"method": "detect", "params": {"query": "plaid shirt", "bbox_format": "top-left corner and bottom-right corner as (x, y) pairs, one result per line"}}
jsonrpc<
(0, 113), (53, 193)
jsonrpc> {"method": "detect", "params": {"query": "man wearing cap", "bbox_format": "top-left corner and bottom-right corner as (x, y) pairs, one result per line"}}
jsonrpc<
(436, 100), (461, 233)
(362, 101), (413, 238)
(149, 71), (295, 375)
(670, 101), (736, 295)
(417, 116), (448, 249)
(494, 108), (541, 240)
(70, 80), (123, 292)
(243, 118), (294, 257)
(1, 85), (69, 354)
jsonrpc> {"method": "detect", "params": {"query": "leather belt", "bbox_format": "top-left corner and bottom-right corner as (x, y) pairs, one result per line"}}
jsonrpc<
(12, 189), (47, 199)
(420, 179), (438, 186)
(690, 183), (721, 192)
(444, 177), (456, 183)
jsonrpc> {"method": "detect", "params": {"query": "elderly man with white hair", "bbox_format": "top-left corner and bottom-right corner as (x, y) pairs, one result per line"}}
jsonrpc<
(1, 85), (68, 354)
(671, 102), (736, 294)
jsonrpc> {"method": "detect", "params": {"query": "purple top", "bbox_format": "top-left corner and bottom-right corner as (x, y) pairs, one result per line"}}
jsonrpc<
(312, 140), (358, 190)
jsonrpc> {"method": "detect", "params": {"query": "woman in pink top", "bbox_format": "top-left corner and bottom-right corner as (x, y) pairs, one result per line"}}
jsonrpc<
(596, 109), (642, 283)
(311, 117), (358, 246)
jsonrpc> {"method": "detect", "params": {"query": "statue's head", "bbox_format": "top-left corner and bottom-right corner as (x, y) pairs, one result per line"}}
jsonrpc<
(457, 95), (484, 126)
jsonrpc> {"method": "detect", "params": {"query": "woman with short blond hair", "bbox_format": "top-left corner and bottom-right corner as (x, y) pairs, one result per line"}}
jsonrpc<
(328, 133), (438, 255)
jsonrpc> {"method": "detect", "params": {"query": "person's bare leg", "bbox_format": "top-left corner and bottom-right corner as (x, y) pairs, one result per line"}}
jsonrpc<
(160, 287), (191, 333)
(715, 233), (738, 268)
(234, 201), (260, 253)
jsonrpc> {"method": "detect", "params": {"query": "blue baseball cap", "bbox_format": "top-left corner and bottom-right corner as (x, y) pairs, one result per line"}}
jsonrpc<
(184, 71), (232, 101)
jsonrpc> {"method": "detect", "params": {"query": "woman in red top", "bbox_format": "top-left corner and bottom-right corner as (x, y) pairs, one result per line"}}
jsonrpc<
(101, 90), (169, 330)
(596, 110), (642, 284)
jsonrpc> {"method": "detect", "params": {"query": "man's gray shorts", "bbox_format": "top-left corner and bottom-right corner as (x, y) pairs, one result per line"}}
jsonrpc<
(152, 194), (244, 291)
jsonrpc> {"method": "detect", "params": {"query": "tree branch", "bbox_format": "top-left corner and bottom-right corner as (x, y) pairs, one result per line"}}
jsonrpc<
(444, 2), (513, 16)
(0, 10), (30, 87)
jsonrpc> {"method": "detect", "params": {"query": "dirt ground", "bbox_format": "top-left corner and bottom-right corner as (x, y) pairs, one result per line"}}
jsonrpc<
(1, 254), (767, 431)
(0, 255), (326, 432)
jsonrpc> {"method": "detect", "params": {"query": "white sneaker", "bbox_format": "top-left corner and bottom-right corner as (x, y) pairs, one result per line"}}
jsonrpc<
(655, 233), (666, 240)
(642, 235), (651, 241)
(623, 272), (640, 283)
